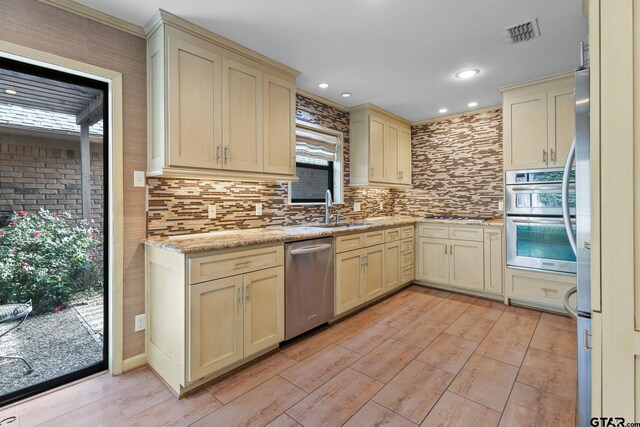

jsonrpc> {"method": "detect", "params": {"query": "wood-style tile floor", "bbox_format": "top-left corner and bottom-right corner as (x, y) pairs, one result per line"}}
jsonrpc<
(0, 285), (578, 427)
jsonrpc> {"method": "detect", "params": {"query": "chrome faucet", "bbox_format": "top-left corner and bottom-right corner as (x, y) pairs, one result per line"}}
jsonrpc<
(325, 189), (333, 224)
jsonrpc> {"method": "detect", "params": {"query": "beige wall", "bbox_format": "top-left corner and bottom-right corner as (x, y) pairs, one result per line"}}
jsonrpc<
(0, 0), (147, 359)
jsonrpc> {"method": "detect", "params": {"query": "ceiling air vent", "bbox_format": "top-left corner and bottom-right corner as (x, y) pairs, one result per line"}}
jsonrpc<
(503, 18), (541, 45)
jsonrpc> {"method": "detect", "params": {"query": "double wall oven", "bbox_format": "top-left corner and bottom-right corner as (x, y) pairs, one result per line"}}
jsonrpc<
(505, 168), (576, 274)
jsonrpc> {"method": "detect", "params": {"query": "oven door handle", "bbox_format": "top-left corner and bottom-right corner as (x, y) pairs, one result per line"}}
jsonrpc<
(510, 218), (576, 225)
(562, 139), (578, 255)
(509, 184), (575, 192)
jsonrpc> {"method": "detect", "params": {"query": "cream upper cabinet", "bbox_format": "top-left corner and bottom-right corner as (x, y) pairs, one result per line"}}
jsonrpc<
(145, 11), (299, 181)
(501, 74), (574, 171)
(263, 74), (296, 175)
(350, 105), (412, 187)
(222, 59), (263, 173)
(398, 128), (412, 185)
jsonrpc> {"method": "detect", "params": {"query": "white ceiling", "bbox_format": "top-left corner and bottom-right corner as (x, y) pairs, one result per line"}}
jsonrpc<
(76, 0), (588, 122)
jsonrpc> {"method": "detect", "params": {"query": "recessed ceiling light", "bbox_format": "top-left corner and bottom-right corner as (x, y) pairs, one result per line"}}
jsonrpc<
(468, 101), (478, 107)
(455, 69), (480, 79)
(4, 89), (17, 95)
(318, 83), (329, 89)
(438, 108), (448, 114)
(340, 92), (351, 98)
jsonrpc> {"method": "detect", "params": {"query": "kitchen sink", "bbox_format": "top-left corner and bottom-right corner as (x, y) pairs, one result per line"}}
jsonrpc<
(304, 221), (370, 228)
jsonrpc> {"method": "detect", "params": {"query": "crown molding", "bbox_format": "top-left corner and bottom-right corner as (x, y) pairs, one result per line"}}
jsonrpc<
(295, 89), (349, 112)
(349, 103), (411, 125)
(38, 0), (145, 37)
(411, 105), (502, 126)
(498, 71), (574, 93)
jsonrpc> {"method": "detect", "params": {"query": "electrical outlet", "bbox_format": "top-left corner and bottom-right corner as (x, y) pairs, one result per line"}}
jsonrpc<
(255, 203), (263, 216)
(498, 201), (504, 211)
(133, 171), (145, 188)
(208, 204), (217, 219)
(354, 202), (361, 212)
(379, 202), (384, 210)
(134, 314), (146, 332)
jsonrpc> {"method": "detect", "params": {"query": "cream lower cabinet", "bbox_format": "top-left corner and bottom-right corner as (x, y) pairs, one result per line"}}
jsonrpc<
(146, 243), (284, 396)
(416, 224), (503, 297)
(335, 225), (415, 316)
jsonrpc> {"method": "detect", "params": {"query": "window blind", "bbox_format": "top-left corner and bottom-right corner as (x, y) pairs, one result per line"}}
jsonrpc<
(295, 128), (339, 162)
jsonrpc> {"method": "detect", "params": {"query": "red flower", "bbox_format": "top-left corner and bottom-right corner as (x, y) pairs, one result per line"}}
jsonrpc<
(54, 306), (62, 313)
(22, 262), (29, 268)
(88, 251), (95, 260)
(17, 211), (25, 216)
(90, 233), (97, 238)
(9, 221), (17, 227)
(51, 212), (58, 217)
(33, 231), (40, 237)
(0, 230), (4, 237)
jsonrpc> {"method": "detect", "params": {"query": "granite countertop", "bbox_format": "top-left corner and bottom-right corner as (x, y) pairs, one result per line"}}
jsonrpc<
(144, 216), (423, 254)
(418, 217), (504, 227)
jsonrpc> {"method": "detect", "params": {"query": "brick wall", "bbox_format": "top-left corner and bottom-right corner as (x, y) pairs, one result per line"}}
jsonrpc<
(0, 131), (104, 228)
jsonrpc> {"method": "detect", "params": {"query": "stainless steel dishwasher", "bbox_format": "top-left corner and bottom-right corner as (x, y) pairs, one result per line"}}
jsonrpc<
(284, 237), (334, 340)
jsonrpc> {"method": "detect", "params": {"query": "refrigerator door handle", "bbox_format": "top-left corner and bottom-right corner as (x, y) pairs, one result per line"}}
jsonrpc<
(562, 139), (577, 255)
(562, 286), (578, 319)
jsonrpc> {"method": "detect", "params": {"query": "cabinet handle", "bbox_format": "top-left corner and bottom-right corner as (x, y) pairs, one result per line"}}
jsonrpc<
(370, 167), (374, 177)
(216, 145), (221, 163)
(450, 244), (453, 254)
(292, 156), (296, 168)
(235, 260), (252, 269)
(550, 148), (556, 162)
(542, 149), (547, 163)
(541, 287), (558, 293)
(246, 284), (251, 301)
(238, 286), (243, 305)
(224, 146), (229, 164)
(444, 244), (447, 255)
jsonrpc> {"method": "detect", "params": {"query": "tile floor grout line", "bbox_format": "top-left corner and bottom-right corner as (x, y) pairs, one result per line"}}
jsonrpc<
(496, 311), (542, 426)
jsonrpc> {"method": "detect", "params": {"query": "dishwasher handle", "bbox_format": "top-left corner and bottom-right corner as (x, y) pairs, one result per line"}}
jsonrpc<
(289, 243), (333, 255)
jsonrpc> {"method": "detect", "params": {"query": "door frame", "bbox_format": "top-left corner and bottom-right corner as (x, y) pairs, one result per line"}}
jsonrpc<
(0, 40), (125, 375)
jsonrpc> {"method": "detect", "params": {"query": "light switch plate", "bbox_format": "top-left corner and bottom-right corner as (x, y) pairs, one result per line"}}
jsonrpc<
(133, 171), (145, 188)
(255, 203), (263, 216)
(498, 201), (504, 211)
(134, 314), (146, 332)
(208, 204), (217, 219)
(354, 202), (361, 212)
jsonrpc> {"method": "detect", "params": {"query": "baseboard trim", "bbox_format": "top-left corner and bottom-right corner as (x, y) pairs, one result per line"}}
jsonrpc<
(122, 353), (147, 372)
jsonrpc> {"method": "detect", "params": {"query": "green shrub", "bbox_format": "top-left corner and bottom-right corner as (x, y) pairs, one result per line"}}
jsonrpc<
(0, 209), (102, 313)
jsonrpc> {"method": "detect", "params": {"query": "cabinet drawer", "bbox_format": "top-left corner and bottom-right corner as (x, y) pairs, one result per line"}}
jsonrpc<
(400, 250), (414, 268)
(507, 271), (575, 308)
(418, 225), (448, 238)
(336, 233), (364, 253)
(189, 245), (283, 284)
(449, 227), (483, 242)
(400, 238), (414, 252)
(385, 228), (401, 242)
(400, 226), (414, 239)
(364, 230), (386, 247)
(400, 265), (414, 284)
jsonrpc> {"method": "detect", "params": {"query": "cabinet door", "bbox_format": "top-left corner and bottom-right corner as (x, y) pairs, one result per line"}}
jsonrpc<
(417, 237), (449, 284)
(548, 88), (575, 167)
(222, 59), (263, 172)
(504, 92), (548, 169)
(243, 266), (284, 357)
(335, 249), (365, 315)
(384, 241), (401, 290)
(263, 74), (296, 175)
(384, 122), (399, 183)
(483, 229), (503, 295)
(167, 29), (222, 169)
(188, 276), (243, 382)
(364, 244), (385, 301)
(369, 115), (385, 182)
(449, 239), (484, 291)
(398, 128), (411, 185)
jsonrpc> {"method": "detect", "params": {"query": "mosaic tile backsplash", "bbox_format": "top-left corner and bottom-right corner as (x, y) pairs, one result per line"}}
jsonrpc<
(147, 99), (503, 237)
(394, 108), (504, 219)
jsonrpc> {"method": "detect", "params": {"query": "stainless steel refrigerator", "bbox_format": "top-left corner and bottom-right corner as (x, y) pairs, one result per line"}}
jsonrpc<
(562, 44), (591, 427)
